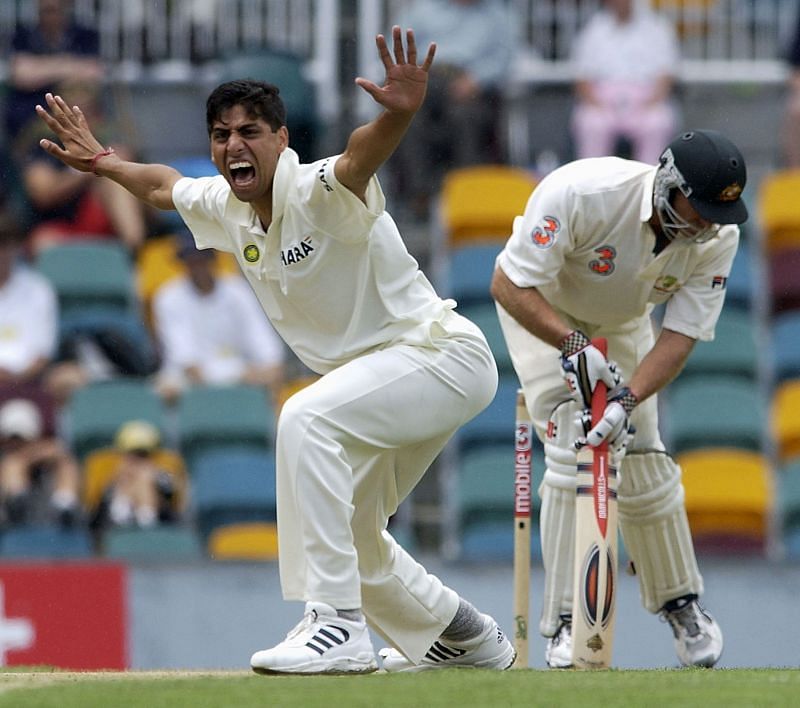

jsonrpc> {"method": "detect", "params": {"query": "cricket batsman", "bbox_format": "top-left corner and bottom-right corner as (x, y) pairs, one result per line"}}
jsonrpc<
(491, 129), (748, 668)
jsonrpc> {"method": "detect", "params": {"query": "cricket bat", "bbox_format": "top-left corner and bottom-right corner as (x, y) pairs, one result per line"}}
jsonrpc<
(571, 338), (618, 669)
(512, 389), (533, 669)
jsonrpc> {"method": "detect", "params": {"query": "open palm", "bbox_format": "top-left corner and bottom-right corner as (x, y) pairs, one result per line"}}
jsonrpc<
(356, 26), (436, 115)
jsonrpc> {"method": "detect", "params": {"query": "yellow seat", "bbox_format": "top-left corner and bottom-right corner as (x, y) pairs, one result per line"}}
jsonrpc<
(772, 380), (800, 463)
(207, 521), (279, 560)
(677, 448), (774, 551)
(136, 234), (239, 328)
(440, 165), (537, 245)
(82, 447), (188, 513)
(758, 170), (800, 253)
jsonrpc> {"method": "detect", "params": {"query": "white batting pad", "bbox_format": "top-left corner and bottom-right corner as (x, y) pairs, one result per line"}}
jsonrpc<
(617, 450), (704, 613)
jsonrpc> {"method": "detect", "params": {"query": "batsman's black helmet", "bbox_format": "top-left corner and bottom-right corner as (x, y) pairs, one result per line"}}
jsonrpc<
(658, 129), (748, 225)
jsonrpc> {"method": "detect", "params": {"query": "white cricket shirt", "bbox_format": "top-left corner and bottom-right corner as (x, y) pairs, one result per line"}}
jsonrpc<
(0, 267), (58, 373)
(496, 157), (739, 340)
(172, 148), (455, 374)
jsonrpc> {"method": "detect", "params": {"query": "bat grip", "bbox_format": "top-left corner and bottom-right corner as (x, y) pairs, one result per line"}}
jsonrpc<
(590, 338), (608, 428)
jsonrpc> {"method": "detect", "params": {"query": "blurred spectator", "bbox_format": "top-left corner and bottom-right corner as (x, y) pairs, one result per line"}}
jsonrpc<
(0, 397), (81, 528)
(570, 0), (680, 164)
(389, 0), (515, 220)
(16, 79), (149, 255)
(5, 0), (104, 142)
(783, 6), (800, 167)
(0, 211), (58, 387)
(90, 420), (182, 534)
(152, 231), (285, 404)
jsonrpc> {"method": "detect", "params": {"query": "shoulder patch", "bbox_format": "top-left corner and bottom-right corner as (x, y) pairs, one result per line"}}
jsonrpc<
(530, 216), (560, 249)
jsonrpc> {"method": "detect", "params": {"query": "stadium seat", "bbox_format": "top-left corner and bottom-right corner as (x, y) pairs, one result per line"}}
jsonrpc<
(771, 311), (800, 383)
(677, 447), (775, 553)
(777, 461), (800, 558)
(771, 379), (800, 463)
(758, 169), (800, 253)
(207, 521), (279, 561)
(82, 447), (188, 514)
(666, 376), (764, 453)
(439, 165), (536, 245)
(457, 376), (519, 453)
(0, 525), (94, 559)
(192, 448), (277, 539)
(35, 241), (136, 318)
(102, 525), (203, 562)
(177, 384), (275, 466)
(681, 308), (758, 382)
(457, 443), (543, 562)
(768, 247), (800, 315)
(445, 242), (503, 307)
(67, 379), (167, 461)
(725, 240), (756, 312)
(458, 303), (514, 377)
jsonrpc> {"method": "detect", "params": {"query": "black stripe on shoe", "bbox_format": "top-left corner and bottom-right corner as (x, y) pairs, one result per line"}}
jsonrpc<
(305, 624), (350, 655)
(424, 641), (468, 663)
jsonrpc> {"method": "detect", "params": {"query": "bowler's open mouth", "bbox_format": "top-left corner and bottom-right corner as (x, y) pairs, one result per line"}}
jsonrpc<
(230, 160), (256, 187)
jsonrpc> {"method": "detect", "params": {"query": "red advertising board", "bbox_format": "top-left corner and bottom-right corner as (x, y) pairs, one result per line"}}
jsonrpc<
(0, 563), (127, 669)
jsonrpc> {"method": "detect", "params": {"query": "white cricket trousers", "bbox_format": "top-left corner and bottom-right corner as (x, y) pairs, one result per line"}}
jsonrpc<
(275, 311), (497, 662)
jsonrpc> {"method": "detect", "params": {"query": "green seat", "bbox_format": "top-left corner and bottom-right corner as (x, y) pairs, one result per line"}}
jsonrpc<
(178, 384), (275, 467)
(778, 460), (800, 531)
(666, 376), (765, 454)
(68, 379), (166, 460)
(682, 308), (758, 381)
(102, 526), (203, 562)
(457, 443), (544, 562)
(458, 302), (513, 376)
(35, 241), (135, 317)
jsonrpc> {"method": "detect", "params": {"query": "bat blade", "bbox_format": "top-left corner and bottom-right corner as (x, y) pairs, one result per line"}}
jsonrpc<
(571, 339), (618, 669)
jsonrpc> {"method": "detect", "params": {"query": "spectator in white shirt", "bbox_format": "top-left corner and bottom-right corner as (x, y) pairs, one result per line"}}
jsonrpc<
(153, 230), (285, 403)
(570, 0), (680, 164)
(0, 211), (58, 386)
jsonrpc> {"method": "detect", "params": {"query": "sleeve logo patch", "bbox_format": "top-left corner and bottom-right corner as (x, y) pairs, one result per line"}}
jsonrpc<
(589, 245), (616, 275)
(530, 216), (560, 249)
(711, 275), (728, 289)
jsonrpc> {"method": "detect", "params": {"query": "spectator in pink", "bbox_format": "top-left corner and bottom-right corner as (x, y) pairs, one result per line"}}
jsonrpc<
(570, 0), (680, 164)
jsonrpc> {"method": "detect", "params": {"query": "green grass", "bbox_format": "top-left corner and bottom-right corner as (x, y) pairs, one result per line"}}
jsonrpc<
(1, 668), (799, 708)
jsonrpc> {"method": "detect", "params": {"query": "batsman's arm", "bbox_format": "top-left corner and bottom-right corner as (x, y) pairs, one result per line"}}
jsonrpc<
(36, 92), (181, 211)
(490, 265), (572, 347)
(626, 328), (696, 403)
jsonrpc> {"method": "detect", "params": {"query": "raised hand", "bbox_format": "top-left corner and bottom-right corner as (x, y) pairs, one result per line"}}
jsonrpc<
(355, 26), (436, 115)
(35, 92), (110, 173)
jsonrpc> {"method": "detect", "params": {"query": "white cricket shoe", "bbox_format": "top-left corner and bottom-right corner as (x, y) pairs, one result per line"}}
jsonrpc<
(379, 615), (515, 672)
(661, 599), (723, 668)
(544, 616), (573, 669)
(250, 601), (378, 675)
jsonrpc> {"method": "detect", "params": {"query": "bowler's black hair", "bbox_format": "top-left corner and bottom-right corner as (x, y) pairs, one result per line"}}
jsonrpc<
(206, 79), (287, 135)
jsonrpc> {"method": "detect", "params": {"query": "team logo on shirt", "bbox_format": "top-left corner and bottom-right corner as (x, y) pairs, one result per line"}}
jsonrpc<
(281, 235), (316, 266)
(653, 275), (682, 293)
(711, 275), (728, 290)
(317, 159), (334, 192)
(243, 244), (260, 263)
(589, 245), (616, 275)
(530, 216), (560, 249)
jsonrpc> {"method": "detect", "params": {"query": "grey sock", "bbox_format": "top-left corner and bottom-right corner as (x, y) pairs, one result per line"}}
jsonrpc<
(336, 608), (364, 622)
(440, 598), (486, 643)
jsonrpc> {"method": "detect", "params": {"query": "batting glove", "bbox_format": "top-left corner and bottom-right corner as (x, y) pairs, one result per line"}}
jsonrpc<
(559, 330), (621, 409)
(583, 386), (638, 459)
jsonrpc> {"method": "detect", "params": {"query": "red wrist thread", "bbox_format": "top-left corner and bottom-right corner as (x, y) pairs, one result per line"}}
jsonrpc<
(90, 148), (115, 174)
